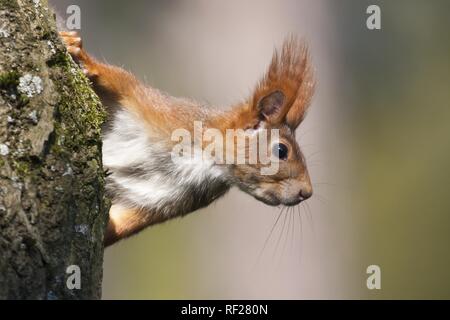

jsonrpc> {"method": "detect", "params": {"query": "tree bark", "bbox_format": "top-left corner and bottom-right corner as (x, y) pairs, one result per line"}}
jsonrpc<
(0, 0), (109, 299)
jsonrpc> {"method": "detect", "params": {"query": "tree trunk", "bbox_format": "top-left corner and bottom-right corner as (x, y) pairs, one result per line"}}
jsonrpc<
(0, 0), (109, 299)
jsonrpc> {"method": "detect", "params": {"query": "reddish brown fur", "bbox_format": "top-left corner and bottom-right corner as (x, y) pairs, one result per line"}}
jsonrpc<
(61, 32), (313, 142)
(60, 32), (315, 246)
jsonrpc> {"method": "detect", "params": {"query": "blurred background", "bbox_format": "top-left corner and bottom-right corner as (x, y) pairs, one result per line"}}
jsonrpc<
(50, 0), (450, 299)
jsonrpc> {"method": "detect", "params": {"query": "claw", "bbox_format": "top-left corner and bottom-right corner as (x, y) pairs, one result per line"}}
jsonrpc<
(59, 31), (78, 37)
(59, 31), (97, 78)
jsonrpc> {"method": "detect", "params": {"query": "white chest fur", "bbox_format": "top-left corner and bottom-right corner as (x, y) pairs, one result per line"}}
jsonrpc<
(102, 110), (229, 216)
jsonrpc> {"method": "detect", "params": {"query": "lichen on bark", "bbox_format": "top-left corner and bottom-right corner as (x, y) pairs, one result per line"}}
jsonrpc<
(0, 0), (109, 299)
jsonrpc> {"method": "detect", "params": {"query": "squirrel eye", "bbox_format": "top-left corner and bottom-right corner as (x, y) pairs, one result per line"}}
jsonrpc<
(272, 143), (288, 160)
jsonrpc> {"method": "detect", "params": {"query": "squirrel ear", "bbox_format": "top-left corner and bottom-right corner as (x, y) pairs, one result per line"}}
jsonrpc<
(257, 90), (286, 122)
(251, 37), (315, 129)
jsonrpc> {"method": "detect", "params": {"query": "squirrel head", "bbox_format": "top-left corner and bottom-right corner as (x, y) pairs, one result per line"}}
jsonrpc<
(228, 37), (315, 206)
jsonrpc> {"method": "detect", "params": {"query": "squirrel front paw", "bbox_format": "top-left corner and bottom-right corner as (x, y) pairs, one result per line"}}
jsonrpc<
(59, 31), (97, 78)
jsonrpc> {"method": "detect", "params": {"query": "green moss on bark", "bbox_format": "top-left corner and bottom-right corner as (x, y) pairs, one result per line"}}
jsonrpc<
(0, 0), (109, 299)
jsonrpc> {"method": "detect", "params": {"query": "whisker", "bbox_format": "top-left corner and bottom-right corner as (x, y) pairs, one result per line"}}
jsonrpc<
(303, 201), (314, 232)
(256, 206), (285, 265)
(290, 206), (296, 254)
(279, 207), (293, 262)
(296, 205), (304, 265)
(288, 207), (295, 255)
(273, 206), (289, 259)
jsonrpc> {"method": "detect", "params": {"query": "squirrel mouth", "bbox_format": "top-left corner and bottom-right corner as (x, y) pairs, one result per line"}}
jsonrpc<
(253, 190), (306, 207)
(281, 198), (304, 207)
(253, 192), (281, 206)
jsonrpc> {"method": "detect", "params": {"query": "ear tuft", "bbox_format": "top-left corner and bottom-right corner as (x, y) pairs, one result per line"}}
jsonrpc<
(251, 36), (315, 129)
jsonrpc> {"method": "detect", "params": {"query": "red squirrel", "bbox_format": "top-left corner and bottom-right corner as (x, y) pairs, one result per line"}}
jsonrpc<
(59, 32), (315, 246)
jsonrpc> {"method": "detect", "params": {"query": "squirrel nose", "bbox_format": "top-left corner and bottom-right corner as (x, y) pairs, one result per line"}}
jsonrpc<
(299, 187), (312, 201)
